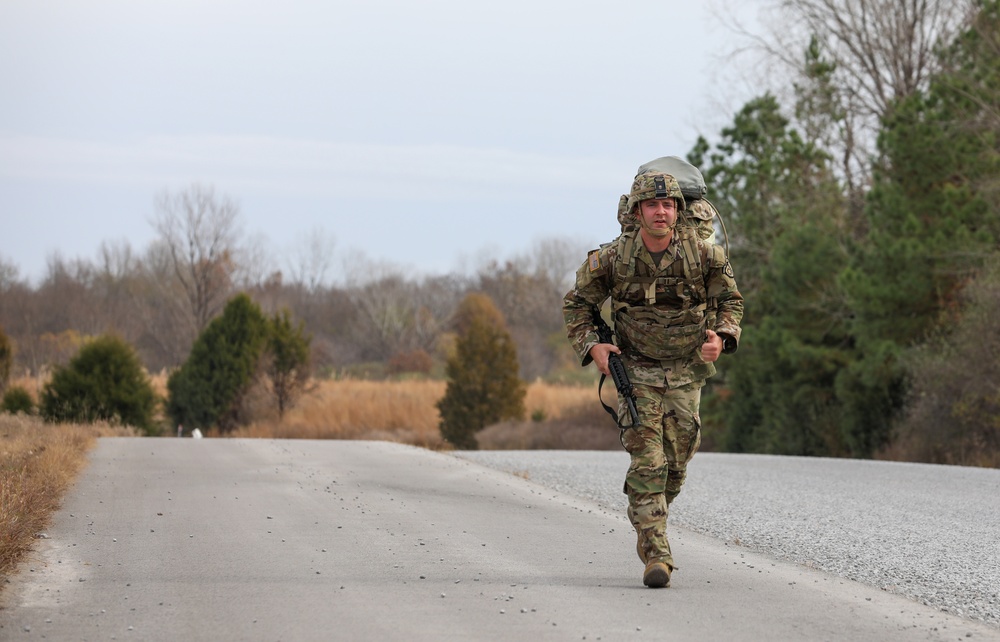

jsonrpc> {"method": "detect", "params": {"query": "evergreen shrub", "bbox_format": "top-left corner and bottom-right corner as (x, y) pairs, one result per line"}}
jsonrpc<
(40, 335), (157, 432)
(2, 385), (34, 415)
(437, 293), (525, 449)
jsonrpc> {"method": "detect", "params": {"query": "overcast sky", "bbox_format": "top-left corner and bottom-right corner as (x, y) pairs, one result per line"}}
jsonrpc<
(1, 0), (761, 285)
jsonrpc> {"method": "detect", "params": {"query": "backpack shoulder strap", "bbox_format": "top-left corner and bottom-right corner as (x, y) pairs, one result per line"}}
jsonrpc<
(678, 227), (707, 301)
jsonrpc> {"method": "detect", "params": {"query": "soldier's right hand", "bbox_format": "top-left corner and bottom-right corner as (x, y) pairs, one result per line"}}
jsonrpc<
(588, 343), (621, 377)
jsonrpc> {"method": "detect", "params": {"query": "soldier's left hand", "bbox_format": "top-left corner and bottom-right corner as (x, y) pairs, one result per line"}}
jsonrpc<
(701, 330), (724, 363)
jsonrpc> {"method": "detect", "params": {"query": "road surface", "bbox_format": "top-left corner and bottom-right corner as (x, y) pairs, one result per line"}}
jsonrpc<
(1, 439), (997, 641)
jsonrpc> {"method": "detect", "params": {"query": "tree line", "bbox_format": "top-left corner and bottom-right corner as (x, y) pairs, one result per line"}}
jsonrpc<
(0, 217), (555, 444)
(692, 0), (1000, 466)
(0, 183), (584, 389)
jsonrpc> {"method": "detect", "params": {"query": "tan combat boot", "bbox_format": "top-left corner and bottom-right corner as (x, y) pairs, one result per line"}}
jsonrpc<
(642, 560), (671, 588)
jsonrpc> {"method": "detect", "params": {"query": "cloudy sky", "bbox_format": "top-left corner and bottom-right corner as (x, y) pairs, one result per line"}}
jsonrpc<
(1, 0), (760, 285)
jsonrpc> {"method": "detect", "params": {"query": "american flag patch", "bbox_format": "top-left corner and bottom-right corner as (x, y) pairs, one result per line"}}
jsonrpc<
(588, 250), (601, 272)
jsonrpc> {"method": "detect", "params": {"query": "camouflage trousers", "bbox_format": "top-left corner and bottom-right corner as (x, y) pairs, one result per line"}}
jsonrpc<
(620, 380), (703, 569)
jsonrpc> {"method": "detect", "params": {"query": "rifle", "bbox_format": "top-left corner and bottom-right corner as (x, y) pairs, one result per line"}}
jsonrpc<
(592, 309), (640, 432)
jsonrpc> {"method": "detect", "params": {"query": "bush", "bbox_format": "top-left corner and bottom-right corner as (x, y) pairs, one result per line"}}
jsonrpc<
(437, 293), (526, 449)
(39, 335), (157, 433)
(890, 260), (1000, 466)
(1, 385), (34, 415)
(477, 402), (619, 450)
(167, 293), (268, 433)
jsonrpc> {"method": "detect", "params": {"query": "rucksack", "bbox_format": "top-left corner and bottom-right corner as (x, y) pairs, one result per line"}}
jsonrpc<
(636, 156), (707, 201)
(617, 156), (724, 246)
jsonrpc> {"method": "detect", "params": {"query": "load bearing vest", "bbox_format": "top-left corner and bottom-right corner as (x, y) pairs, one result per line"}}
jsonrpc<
(609, 228), (714, 362)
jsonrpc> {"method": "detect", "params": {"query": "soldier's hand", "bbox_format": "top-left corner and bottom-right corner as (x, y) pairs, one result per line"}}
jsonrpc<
(588, 343), (621, 376)
(701, 330), (724, 363)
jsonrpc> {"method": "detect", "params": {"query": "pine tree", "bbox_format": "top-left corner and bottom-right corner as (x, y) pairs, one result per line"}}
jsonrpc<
(265, 308), (311, 418)
(437, 293), (525, 449)
(167, 293), (268, 433)
(692, 94), (853, 456)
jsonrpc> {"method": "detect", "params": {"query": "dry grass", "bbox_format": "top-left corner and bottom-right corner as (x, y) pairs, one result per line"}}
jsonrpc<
(523, 381), (599, 420)
(148, 370), (170, 401)
(0, 415), (133, 582)
(7, 370), (170, 411)
(232, 378), (607, 449)
(4, 375), (44, 402)
(19, 369), (607, 449)
(477, 401), (622, 450)
(233, 379), (448, 446)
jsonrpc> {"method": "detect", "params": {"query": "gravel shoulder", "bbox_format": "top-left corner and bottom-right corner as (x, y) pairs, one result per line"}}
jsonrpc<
(453, 450), (1000, 629)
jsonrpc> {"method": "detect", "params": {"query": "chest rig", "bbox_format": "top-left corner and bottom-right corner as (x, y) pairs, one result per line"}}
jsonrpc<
(610, 228), (709, 361)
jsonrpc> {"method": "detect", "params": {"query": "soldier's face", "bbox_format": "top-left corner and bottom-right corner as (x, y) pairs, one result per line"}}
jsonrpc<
(639, 198), (678, 231)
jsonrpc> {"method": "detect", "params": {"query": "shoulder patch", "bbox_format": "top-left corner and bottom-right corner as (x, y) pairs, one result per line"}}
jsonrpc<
(588, 250), (601, 272)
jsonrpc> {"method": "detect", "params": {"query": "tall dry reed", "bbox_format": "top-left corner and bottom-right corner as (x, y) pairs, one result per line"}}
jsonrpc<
(5, 375), (44, 401)
(234, 379), (448, 446)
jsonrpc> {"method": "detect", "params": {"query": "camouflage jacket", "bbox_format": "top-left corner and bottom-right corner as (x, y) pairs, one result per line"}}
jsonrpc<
(563, 228), (743, 389)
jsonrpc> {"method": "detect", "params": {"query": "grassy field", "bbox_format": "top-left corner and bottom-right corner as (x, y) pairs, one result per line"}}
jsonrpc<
(234, 378), (619, 450)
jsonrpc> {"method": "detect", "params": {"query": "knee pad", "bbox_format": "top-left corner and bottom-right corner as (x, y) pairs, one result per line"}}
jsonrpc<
(625, 461), (668, 495)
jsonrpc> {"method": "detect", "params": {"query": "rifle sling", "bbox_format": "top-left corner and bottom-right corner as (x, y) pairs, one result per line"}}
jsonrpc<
(598, 373), (619, 424)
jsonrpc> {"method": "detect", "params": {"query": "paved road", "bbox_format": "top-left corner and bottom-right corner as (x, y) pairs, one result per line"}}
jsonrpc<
(1, 439), (997, 641)
(456, 449), (1000, 626)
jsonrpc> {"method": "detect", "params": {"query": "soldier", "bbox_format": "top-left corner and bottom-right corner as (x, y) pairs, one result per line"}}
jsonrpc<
(563, 171), (743, 588)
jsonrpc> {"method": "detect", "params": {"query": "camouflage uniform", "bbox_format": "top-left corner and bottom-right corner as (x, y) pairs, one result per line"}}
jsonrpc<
(564, 173), (743, 581)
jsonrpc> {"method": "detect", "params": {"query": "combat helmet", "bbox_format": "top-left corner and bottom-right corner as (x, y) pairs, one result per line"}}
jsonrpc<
(636, 156), (707, 201)
(626, 173), (685, 215)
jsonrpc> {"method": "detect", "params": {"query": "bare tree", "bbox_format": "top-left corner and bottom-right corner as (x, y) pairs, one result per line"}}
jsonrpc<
(91, 240), (142, 339)
(151, 183), (243, 339)
(131, 242), (196, 369)
(525, 237), (586, 294)
(288, 226), (336, 293)
(476, 251), (571, 380)
(0, 255), (19, 292)
(279, 226), (337, 329)
(348, 274), (431, 360)
(338, 252), (468, 364)
(37, 254), (102, 337)
(717, 0), (975, 186)
(237, 233), (277, 293)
